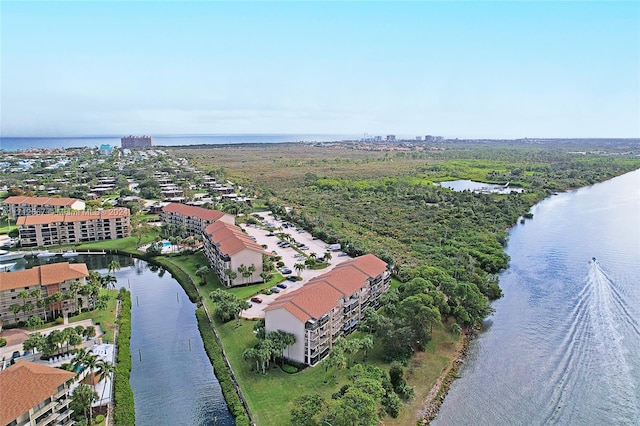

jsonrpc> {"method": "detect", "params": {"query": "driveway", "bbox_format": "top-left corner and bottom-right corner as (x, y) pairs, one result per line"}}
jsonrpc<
(240, 211), (351, 319)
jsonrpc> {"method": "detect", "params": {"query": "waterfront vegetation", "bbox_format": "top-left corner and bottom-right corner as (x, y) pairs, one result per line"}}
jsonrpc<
(4, 140), (639, 425)
(113, 289), (135, 426)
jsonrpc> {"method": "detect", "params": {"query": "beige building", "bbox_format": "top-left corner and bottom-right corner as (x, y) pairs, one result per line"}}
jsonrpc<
(203, 221), (266, 287)
(1, 196), (86, 220)
(0, 262), (90, 325)
(0, 361), (76, 426)
(160, 203), (234, 237)
(17, 209), (130, 248)
(265, 254), (390, 366)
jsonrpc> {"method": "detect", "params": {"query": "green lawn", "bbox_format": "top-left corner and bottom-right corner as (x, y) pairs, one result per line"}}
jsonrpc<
(68, 289), (119, 342)
(216, 318), (352, 425)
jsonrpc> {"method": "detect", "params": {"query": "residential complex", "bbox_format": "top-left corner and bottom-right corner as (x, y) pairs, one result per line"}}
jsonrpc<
(264, 254), (390, 366)
(16, 209), (130, 248)
(203, 221), (265, 287)
(1, 196), (85, 220)
(121, 135), (153, 148)
(0, 262), (89, 325)
(160, 202), (234, 237)
(0, 362), (76, 426)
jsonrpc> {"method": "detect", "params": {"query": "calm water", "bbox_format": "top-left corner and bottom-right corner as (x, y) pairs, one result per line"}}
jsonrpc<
(434, 169), (640, 425)
(7, 254), (234, 425)
(0, 134), (357, 151)
(437, 179), (523, 194)
(117, 260), (234, 426)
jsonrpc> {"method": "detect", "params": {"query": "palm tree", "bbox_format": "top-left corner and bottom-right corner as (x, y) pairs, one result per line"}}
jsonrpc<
(242, 347), (260, 372)
(17, 290), (30, 313)
(294, 263), (305, 277)
(96, 359), (116, 406)
(323, 251), (333, 263)
(30, 289), (43, 319)
(48, 292), (63, 319)
(71, 384), (98, 423)
(224, 269), (237, 287)
(72, 348), (100, 391)
(9, 304), (21, 324)
(70, 280), (83, 313)
(196, 266), (210, 285)
(260, 271), (271, 283)
(247, 264), (257, 282)
(237, 264), (248, 285)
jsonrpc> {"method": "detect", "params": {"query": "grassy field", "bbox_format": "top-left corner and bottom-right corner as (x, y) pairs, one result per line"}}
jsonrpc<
(68, 289), (119, 342)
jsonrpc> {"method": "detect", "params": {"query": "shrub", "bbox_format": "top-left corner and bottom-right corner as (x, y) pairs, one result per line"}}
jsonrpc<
(114, 291), (135, 426)
(94, 414), (105, 423)
(0, 337), (6, 347)
(55, 317), (64, 325)
(281, 364), (298, 374)
(196, 309), (250, 425)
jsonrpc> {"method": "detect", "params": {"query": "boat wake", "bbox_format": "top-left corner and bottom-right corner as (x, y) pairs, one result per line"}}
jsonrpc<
(543, 260), (639, 424)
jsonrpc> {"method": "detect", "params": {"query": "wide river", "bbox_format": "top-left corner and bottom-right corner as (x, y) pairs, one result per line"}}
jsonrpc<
(434, 169), (640, 425)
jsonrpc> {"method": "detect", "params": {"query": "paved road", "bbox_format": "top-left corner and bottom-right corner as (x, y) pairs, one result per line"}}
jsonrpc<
(240, 211), (352, 319)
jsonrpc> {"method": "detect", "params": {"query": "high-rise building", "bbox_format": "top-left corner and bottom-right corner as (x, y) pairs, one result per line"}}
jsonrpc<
(121, 135), (153, 148)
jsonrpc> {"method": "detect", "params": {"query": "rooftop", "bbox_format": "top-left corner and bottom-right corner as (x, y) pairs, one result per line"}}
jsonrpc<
(0, 262), (89, 291)
(0, 362), (75, 426)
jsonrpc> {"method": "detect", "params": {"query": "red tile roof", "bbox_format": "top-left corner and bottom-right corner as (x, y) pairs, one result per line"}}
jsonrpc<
(0, 262), (89, 291)
(204, 221), (264, 255)
(16, 209), (130, 225)
(266, 255), (388, 322)
(334, 253), (388, 278)
(0, 362), (75, 425)
(267, 281), (344, 322)
(2, 196), (82, 207)
(162, 202), (228, 222)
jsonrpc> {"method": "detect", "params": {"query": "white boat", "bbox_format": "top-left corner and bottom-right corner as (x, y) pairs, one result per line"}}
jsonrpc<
(62, 250), (79, 258)
(0, 262), (16, 271)
(0, 250), (26, 262)
(36, 250), (57, 259)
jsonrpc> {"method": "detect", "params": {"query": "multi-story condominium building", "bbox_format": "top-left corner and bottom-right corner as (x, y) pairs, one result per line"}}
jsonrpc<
(17, 209), (130, 248)
(121, 135), (153, 148)
(265, 254), (390, 366)
(0, 262), (89, 325)
(160, 203), (233, 237)
(203, 221), (265, 287)
(0, 361), (76, 426)
(1, 196), (86, 220)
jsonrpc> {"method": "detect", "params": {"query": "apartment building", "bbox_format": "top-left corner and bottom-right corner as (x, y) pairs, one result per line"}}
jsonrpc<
(0, 262), (89, 325)
(17, 209), (130, 248)
(202, 221), (266, 287)
(121, 135), (153, 148)
(1, 196), (86, 220)
(264, 254), (390, 366)
(160, 202), (233, 237)
(0, 362), (76, 426)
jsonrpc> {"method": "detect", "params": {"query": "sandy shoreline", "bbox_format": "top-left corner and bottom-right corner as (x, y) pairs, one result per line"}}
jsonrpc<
(417, 329), (475, 424)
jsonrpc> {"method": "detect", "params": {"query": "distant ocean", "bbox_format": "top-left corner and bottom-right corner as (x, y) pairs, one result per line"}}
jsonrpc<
(0, 134), (359, 151)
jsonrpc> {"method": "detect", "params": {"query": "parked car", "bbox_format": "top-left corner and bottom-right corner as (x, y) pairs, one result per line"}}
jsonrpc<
(277, 282), (288, 288)
(270, 287), (281, 293)
(266, 232), (275, 236)
(286, 276), (298, 282)
(338, 252), (348, 257)
(246, 302), (253, 308)
(299, 245), (309, 250)
(280, 267), (292, 274)
(250, 297), (263, 303)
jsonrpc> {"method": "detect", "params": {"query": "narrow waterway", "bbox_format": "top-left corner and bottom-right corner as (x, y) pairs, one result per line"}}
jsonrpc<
(117, 260), (234, 426)
(434, 169), (640, 425)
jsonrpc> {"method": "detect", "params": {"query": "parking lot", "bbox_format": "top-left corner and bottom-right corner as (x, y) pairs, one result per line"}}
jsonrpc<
(239, 211), (351, 319)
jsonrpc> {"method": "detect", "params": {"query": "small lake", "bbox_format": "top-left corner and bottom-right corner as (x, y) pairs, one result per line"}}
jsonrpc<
(437, 179), (523, 194)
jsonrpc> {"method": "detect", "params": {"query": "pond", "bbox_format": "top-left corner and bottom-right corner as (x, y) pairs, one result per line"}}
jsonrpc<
(436, 179), (523, 194)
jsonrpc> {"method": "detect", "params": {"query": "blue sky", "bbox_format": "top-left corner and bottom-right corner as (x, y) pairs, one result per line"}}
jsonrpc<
(1, 1), (638, 138)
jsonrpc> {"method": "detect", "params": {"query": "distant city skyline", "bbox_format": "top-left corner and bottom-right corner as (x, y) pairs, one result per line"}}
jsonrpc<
(2, 1), (638, 139)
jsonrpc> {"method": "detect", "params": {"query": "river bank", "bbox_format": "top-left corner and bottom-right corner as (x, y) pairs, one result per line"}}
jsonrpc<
(418, 329), (474, 424)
